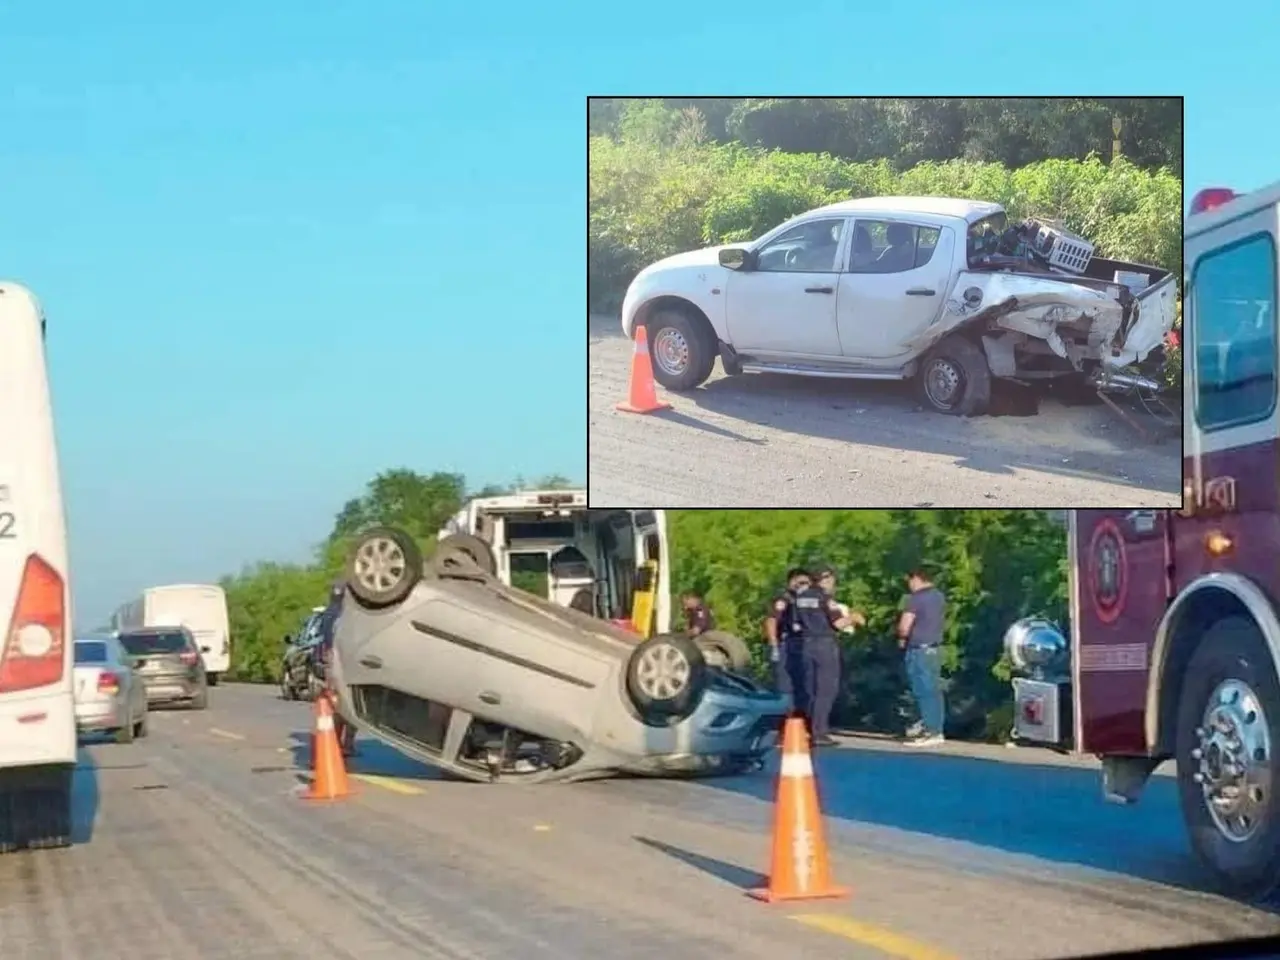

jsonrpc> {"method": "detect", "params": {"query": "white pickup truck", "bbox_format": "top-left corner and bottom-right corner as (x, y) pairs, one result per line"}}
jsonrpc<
(620, 196), (1177, 416)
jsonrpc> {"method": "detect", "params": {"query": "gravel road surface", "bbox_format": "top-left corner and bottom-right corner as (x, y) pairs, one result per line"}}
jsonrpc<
(3, 683), (1273, 960)
(589, 315), (1182, 508)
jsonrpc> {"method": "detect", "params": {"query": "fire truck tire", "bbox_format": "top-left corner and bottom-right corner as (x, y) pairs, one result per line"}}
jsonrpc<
(1175, 617), (1280, 901)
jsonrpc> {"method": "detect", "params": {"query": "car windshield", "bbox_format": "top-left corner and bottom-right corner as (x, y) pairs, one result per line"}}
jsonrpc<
(120, 631), (189, 656)
(74, 641), (109, 664)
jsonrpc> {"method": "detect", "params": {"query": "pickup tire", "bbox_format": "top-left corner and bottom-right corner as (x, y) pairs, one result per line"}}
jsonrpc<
(918, 336), (991, 416)
(347, 526), (423, 609)
(431, 533), (497, 579)
(645, 309), (717, 391)
(626, 633), (708, 724)
(1175, 617), (1280, 901)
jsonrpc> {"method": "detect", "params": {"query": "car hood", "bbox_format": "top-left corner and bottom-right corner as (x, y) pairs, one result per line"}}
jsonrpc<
(638, 245), (734, 277)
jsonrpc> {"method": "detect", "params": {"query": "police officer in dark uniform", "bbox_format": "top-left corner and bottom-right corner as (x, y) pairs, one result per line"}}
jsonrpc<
(794, 565), (857, 747)
(765, 568), (811, 712)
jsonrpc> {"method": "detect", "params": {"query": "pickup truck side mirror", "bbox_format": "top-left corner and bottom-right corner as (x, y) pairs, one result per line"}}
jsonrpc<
(718, 246), (752, 271)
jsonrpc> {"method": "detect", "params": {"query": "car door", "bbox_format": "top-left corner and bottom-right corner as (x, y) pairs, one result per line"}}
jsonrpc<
(835, 220), (954, 361)
(723, 217), (849, 358)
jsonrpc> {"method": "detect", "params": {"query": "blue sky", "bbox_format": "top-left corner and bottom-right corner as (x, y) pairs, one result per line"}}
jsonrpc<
(0, 1), (1224, 624)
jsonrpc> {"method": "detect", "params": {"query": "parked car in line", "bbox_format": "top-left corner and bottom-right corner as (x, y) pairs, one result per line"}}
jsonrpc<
(280, 608), (325, 701)
(116, 626), (209, 710)
(72, 636), (148, 743)
(329, 528), (789, 784)
(621, 197), (1177, 416)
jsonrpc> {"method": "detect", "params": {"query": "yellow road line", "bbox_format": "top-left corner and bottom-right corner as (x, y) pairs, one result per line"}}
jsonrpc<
(350, 773), (425, 796)
(209, 728), (246, 741)
(790, 914), (959, 960)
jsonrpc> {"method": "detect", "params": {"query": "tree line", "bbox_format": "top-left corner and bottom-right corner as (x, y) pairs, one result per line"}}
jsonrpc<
(220, 470), (1068, 742)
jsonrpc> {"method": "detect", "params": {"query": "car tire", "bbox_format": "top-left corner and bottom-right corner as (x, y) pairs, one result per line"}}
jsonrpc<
(115, 717), (134, 744)
(695, 630), (754, 674)
(918, 336), (991, 416)
(134, 711), (148, 739)
(1176, 617), (1280, 901)
(0, 766), (73, 853)
(280, 669), (296, 701)
(190, 686), (209, 711)
(645, 309), (717, 391)
(430, 533), (497, 579)
(346, 526), (423, 609)
(207, 673), (220, 687)
(625, 633), (708, 724)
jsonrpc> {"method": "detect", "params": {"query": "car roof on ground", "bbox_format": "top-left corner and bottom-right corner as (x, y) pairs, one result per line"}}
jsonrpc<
(805, 196), (1005, 224)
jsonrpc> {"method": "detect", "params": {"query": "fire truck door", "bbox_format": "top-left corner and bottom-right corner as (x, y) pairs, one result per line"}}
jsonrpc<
(1073, 508), (1170, 755)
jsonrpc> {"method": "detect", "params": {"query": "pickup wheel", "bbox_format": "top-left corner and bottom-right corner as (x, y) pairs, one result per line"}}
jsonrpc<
(626, 633), (708, 724)
(346, 526), (423, 609)
(1176, 617), (1280, 901)
(918, 336), (991, 416)
(431, 533), (497, 579)
(645, 309), (716, 391)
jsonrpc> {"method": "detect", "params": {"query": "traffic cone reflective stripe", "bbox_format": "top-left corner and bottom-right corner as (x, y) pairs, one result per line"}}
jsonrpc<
(748, 716), (849, 903)
(616, 325), (672, 415)
(304, 693), (353, 802)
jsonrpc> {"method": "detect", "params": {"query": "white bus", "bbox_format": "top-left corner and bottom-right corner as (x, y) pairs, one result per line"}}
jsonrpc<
(0, 281), (77, 851)
(112, 584), (231, 683)
(440, 490), (673, 635)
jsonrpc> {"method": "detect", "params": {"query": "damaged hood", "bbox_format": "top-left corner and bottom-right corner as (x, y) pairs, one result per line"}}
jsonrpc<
(915, 270), (1176, 369)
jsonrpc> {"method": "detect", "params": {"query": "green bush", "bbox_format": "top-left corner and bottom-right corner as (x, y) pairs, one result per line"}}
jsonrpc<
(589, 137), (1182, 314)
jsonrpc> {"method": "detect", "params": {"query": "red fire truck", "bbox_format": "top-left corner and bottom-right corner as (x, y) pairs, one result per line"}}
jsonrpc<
(1007, 183), (1280, 900)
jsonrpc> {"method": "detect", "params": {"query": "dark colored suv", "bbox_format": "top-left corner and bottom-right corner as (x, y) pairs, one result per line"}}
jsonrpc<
(117, 626), (209, 710)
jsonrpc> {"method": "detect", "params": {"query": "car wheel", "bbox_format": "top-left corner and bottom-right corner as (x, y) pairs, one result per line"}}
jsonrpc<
(346, 526), (423, 609)
(207, 672), (220, 687)
(430, 533), (497, 579)
(280, 669), (295, 701)
(918, 336), (991, 416)
(646, 309), (716, 391)
(134, 710), (148, 739)
(0, 766), (73, 852)
(115, 717), (135, 744)
(695, 630), (753, 673)
(1176, 617), (1280, 901)
(626, 633), (708, 723)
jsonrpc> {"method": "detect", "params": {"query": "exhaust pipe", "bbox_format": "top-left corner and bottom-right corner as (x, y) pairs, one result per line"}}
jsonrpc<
(1090, 368), (1162, 394)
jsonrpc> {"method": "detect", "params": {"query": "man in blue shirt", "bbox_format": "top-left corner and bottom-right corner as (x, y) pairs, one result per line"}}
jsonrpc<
(897, 567), (947, 747)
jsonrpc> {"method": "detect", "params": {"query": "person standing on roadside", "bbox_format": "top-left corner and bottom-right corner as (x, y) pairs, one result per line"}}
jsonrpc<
(681, 591), (715, 638)
(801, 566), (865, 747)
(897, 567), (947, 747)
(765, 569), (811, 710)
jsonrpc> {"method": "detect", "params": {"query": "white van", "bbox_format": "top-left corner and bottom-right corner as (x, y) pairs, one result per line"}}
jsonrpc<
(0, 282), (77, 851)
(112, 584), (231, 682)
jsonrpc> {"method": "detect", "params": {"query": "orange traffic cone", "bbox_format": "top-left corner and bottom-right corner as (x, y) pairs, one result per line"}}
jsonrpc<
(616, 325), (672, 415)
(303, 692), (353, 801)
(748, 716), (849, 903)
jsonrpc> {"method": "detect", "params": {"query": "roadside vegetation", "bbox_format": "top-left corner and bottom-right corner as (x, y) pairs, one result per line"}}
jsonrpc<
(589, 97), (1183, 389)
(222, 470), (1066, 742)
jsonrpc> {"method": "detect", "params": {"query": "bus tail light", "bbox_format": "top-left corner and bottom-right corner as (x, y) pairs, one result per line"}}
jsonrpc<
(0, 554), (66, 694)
(1190, 188), (1237, 215)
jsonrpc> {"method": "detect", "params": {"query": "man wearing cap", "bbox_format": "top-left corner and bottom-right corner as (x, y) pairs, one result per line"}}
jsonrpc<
(794, 565), (864, 747)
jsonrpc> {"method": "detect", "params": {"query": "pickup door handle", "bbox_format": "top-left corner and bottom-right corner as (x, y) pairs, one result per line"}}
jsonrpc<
(358, 655), (383, 669)
(906, 287), (936, 296)
(804, 286), (834, 294)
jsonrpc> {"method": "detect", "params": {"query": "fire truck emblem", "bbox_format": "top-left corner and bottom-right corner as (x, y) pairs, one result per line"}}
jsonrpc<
(1087, 518), (1128, 624)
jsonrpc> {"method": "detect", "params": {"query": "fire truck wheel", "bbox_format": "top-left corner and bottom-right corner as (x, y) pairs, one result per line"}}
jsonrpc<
(1175, 617), (1280, 900)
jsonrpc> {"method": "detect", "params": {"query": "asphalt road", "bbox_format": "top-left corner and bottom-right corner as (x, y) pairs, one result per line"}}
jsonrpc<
(589, 315), (1183, 508)
(3, 684), (1275, 960)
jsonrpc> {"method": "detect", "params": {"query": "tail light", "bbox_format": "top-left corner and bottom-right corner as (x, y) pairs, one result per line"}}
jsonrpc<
(97, 671), (120, 694)
(0, 554), (66, 694)
(180, 651), (199, 666)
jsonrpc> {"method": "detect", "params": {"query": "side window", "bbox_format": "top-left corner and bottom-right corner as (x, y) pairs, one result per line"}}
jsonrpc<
(755, 218), (845, 273)
(850, 221), (940, 274)
(1193, 232), (1278, 432)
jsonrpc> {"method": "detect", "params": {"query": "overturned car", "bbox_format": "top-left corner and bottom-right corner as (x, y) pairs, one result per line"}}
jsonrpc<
(620, 196), (1177, 416)
(328, 528), (788, 783)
